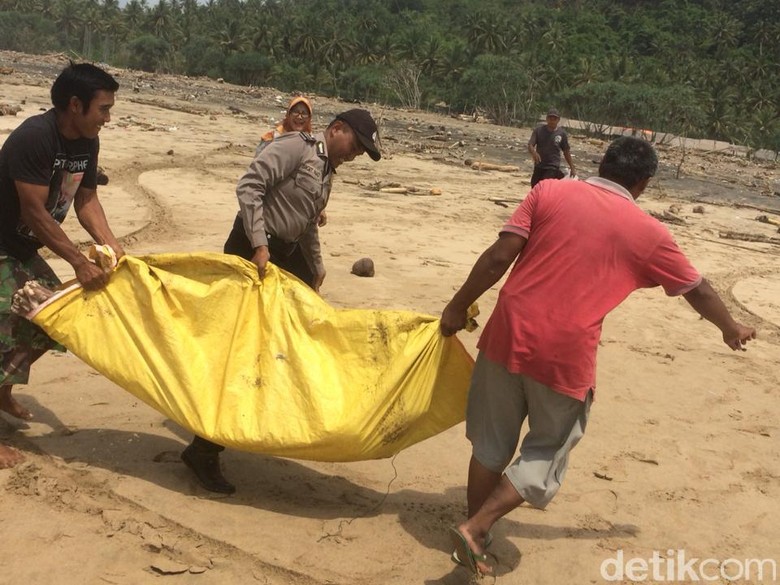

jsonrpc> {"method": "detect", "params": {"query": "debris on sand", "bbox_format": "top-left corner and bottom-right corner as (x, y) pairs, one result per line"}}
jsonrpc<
(351, 258), (375, 277)
(649, 210), (687, 226)
(464, 159), (519, 172)
(0, 102), (21, 115)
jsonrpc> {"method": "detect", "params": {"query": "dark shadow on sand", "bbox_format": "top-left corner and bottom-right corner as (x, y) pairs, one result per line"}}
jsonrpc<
(7, 392), (639, 583)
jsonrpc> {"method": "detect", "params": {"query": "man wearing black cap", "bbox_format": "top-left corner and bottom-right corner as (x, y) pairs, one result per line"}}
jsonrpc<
(181, 108), (381, 494)
(527, 107), (576, 187)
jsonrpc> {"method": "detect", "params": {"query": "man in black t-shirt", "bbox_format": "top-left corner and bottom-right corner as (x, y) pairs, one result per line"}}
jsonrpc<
(0, 62), (124, 469)
(527, 107), (577, 187)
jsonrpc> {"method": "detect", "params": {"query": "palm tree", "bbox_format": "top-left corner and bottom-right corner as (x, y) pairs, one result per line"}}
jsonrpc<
(292, 20), (322, 60)
(467, 13), (505, 55)
(82, 2), (102, 58)
(321, 30), (352, 69)
(216, 18), (247, 55)
(398, 26), (427, 61)
(99, 0), (121, 60)
(434, 40), (468, 82)
(704, 86), (738, 141)
(541, 21), (565, 54)
(31, 0), (55, 19)
(574, 56), (601, 86)
(352, 36), (379, 66)
(707, 13), (742, 53)
(371, 35), (398, 66)
(123, 0), (145, 36)
(148, 0), (173, 40)
(751, 20), (779, 58)
(55, 0), (85, 49)
(172, 0), (198, 46)
(418, 36), (442, 76)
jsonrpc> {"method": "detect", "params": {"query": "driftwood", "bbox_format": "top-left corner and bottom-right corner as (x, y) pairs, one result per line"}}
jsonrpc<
(719, 230), (780, 245)
(465, 159), (520, 172)
(488, 196), (522, 208)
(378, 186), (442, 196)
(756, 214), (780, 227)
(692, 197), (780, 217)
(649, 210), (687, 225)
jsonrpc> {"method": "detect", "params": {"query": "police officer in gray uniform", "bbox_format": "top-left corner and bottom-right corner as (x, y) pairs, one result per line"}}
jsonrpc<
(182, 108), (381, 494)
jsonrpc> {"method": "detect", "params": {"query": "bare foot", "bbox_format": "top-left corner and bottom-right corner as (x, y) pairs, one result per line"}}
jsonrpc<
(0, 444), (25, 469)
(0, 390), (33, 420)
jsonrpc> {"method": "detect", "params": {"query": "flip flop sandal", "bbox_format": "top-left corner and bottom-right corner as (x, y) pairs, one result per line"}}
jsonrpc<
(451, 530), (493, 566)
(449, 527), (493, 577)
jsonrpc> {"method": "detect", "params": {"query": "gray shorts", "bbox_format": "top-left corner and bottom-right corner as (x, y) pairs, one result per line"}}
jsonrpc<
(466, 352), (592, 509)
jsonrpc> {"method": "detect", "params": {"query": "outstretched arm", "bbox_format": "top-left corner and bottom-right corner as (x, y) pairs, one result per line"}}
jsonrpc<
(440, 232), (527, 336)
(682, 279), (756, 350)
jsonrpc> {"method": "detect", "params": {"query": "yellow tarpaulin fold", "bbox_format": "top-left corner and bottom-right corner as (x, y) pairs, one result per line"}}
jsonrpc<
(29, 253), (473, 461)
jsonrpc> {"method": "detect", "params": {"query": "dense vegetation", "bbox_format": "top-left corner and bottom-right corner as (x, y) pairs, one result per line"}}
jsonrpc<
(0, 0), (777, 151)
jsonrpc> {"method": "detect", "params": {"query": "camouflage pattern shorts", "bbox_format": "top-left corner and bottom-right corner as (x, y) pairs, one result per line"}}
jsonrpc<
(0, 253), (64, 385)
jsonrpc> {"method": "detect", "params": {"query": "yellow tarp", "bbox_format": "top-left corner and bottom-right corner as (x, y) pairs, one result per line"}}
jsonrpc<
(29, 253), (473, 461)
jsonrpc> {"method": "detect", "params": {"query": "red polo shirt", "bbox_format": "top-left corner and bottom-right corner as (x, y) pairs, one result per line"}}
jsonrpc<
(477, 177), (702, 401)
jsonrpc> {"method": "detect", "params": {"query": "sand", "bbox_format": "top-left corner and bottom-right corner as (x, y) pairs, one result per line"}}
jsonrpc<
(0, 53), (778, 584)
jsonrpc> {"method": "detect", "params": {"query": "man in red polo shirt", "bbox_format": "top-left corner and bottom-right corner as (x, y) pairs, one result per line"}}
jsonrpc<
(440, 136), (756, 577)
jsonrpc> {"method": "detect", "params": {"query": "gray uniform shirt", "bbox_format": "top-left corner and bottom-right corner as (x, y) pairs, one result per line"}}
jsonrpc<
(236, 131), (333, 274)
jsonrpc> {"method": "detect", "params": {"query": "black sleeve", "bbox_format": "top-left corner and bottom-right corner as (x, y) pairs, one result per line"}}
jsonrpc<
(5, 123), (56, 187)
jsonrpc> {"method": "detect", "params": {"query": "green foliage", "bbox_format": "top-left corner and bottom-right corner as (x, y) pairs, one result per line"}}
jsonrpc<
(557, 82), (707, 138)
(0, 12), (57, 53)
(223, 52), (272, 86)
(0, 0), (776, 151)
(269, 61), (315, 92)
(182, 36), (224, 78)
(337, 65), (387, 103)
(458, 55), (531, 125)
(126, 34), (171, 73)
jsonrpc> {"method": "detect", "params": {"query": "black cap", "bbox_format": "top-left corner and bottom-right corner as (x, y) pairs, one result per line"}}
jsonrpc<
(547, 107), (561, 118)
(335, 109), (381, 161)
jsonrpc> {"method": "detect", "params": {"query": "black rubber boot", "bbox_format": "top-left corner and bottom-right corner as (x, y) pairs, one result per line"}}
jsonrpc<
(181, 444), (236, 494)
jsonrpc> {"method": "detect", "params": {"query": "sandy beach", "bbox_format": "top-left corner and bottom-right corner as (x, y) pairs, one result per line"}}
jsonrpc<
(1, 52), (778, 584)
